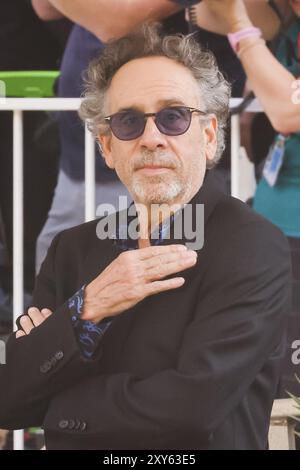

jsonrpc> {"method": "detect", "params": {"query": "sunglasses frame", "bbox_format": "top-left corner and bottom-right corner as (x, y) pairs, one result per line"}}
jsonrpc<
(104, 106), (208, 141)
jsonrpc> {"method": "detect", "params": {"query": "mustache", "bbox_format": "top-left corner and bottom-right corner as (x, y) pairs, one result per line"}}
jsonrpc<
(133, 151), (177, 170)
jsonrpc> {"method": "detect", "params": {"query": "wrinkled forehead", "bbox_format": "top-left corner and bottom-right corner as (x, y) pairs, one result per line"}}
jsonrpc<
(106, 56), (202, 114)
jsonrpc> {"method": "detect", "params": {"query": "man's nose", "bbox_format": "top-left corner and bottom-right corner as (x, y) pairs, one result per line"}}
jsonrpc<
(138, 116), (168, 150)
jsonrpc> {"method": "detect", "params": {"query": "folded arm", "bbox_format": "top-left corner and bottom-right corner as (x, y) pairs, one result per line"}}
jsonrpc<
(0, 234), (103, 430)
(0, 229), (195, 430)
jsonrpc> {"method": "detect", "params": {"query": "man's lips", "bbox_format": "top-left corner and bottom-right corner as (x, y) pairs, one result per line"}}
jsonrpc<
(135, 165), (174, 174)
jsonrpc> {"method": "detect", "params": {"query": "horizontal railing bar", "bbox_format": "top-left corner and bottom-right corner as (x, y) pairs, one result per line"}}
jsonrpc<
(230, 97), (263, 113)
(0, 97), (81, 111)
(0, 97), (263, 112)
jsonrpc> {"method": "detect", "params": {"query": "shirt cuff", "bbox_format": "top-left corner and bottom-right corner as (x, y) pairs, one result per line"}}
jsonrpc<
(68, 285), (112, 359)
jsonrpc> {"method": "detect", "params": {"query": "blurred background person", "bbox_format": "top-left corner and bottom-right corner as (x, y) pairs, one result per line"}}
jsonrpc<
(174, 0), (294, 192)
(0, 0), (71, 331)
(172, 0), (248, 193)
(204, 0), (300, 400)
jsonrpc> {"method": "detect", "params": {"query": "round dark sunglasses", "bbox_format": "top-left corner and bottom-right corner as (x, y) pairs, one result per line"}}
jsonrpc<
(104, 106), (208, 141)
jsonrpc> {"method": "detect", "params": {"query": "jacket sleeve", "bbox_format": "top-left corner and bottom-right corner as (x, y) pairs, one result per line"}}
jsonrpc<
(0, 232), (103, 430)
(43, 221), (292, 449)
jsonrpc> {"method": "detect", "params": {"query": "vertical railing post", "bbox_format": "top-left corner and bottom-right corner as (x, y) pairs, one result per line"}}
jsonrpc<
(13, 110), (24, 450)
(231, 114), (241, 199)
(85, 123), (96, 222)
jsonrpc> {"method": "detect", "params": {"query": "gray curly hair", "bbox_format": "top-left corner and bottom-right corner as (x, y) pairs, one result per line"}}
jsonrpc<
(79, 23), (231, 168)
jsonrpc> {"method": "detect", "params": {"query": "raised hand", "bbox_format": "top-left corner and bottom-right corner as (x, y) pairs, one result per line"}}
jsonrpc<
(82, 244), (198, 323)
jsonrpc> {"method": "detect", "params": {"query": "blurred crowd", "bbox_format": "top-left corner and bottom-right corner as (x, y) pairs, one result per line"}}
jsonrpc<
(0, 0), (299, 450)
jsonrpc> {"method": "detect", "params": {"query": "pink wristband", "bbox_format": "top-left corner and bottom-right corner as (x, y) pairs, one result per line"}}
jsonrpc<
(228, 27), (262, 53)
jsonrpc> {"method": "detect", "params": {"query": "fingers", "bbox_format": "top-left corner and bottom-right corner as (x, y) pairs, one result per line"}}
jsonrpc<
(16, 330), (26, 339)
(26, 307), (47, 327)
(144, 277), (186, 296)
(145, 250), (198, 281)
(144, 249), (190, 269)
(137, 244), (187, 260)
(19, 314), (35, 335)
(18, 307), (53, 336)
(41, 308), (53, 319)
(144, 249), (197, 276)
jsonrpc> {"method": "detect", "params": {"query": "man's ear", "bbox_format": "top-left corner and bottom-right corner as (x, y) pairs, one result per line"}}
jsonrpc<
(204, 115), (218, 164)
(98, 133), (115, 169)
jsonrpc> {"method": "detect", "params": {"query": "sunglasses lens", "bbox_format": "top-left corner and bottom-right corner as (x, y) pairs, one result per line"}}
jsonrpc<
(110, 111), (144, 140)
(156, 107), (191, 135)
(108, 107), (194, 140)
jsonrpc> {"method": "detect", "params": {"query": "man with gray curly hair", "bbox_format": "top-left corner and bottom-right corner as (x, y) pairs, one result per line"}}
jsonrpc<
(80, 22), (230, 198)
(0, 23), (291, 450)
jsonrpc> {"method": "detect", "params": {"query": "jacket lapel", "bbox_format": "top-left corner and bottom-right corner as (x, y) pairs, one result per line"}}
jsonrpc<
(81, 170), (224, 361)
(159, 170), (224, 250)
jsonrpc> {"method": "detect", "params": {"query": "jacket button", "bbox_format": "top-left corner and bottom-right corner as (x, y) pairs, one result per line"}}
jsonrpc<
(68, 419), (76, 430)
(75, 420), (81, 430)
(50, 357), (57, 367)
(40, 361), (51, 373)
(55, 351), (64, 361)
(80, 421), (87, 431)
(58, 420), (69, 430)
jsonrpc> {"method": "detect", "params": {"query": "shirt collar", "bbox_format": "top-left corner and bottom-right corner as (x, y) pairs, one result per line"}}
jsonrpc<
(112, 201), (179, 251)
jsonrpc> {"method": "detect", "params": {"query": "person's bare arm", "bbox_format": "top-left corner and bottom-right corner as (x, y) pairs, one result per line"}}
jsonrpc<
(234, 37), (299, 134)
(38, 0), (182, 41)
(31, 0), (64, 20)
(203, 0), (300, 134)
(190, 0), (289, 39)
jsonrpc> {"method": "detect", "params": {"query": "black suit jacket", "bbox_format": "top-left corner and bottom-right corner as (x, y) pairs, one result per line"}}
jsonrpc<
(0, 172), (292, 449)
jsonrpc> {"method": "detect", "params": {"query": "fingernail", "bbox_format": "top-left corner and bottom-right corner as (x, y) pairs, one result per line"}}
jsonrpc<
(28, 307), (38, 314)
(186, 250), (197, 256)
(42, 308), (52, 316)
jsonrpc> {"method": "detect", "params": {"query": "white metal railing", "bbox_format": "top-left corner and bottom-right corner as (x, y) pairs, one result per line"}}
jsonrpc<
(0, 98), (96, 450)
(0, 97), (262, 450)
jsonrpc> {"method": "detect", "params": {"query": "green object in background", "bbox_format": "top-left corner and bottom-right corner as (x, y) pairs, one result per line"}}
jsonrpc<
(0, 71), (60, 97)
